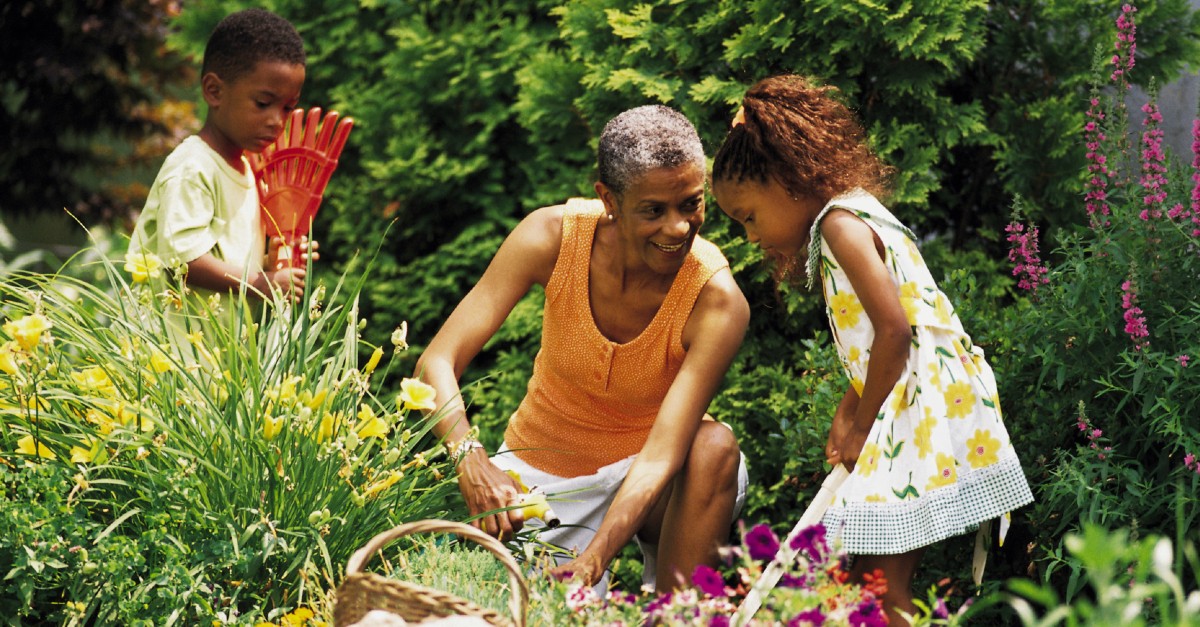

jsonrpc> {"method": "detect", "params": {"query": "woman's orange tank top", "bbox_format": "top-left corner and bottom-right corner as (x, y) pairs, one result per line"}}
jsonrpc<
(502, 198), (729, 477)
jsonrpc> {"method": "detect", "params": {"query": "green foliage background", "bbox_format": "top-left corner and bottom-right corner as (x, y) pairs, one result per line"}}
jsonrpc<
(165, 0), (1200, 602)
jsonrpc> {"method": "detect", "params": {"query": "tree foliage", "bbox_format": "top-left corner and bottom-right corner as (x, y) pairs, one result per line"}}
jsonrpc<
(0, 0), (196, 223)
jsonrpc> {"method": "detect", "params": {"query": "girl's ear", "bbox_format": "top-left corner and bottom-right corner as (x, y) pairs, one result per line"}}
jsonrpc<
(200, 72), (224, 108)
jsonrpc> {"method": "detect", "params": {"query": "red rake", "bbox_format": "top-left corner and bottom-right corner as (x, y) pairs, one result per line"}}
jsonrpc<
(250, 107), (354, 267)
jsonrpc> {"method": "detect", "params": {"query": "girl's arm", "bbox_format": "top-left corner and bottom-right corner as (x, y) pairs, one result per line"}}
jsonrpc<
(414, 205), (564, 539)
(820, 209), (912, 468)
(548, 267), (750, 585)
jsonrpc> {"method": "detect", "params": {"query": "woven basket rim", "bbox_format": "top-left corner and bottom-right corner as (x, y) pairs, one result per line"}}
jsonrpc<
(334, 519), (528, 627)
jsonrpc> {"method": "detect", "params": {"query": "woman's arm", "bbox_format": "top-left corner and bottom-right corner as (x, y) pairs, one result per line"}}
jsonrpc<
(820, 209), (912, 468)
(414, 205), (564, 539)
(550, 267), (750, 584)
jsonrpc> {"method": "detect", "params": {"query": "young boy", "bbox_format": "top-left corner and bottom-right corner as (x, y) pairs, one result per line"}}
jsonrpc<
(129, 8), (310, 302)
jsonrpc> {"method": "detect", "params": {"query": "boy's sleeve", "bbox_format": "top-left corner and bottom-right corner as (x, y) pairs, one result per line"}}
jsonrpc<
(154, 173), (220, 265)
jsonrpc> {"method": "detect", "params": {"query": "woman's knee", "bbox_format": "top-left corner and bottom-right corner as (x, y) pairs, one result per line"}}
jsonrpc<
(685, 422), (741, 481)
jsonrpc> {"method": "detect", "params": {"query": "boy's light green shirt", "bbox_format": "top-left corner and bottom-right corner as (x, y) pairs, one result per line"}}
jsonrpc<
(130, 135), (265, 278)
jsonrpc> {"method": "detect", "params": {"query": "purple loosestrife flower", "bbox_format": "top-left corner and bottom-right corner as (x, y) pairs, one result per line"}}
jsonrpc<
(1084, 94), (1112, 227)
(1179, 354), (1191, 368)
(1112, 4), (1137, 86)
(1121, 277), (1150, 351)
(1184, 452), (1200, 475)
(787, 608), (825, 626)
(744, 523), (780, 561)
(1006, 221), (1050, 294)
(691, 564), (727, 598)
(1139, 100), (1168, 219)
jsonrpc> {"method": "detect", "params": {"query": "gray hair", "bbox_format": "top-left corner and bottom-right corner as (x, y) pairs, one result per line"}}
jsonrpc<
(597, 105), (705, 197)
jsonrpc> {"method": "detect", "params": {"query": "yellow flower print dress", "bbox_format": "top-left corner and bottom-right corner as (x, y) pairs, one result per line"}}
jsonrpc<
(806, 189), (1033, 555)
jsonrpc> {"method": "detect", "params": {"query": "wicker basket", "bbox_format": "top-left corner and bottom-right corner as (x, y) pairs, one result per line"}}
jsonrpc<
(334, 520), (528, 627)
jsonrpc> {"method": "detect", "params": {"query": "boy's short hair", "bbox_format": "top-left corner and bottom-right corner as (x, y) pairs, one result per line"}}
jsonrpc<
(202, 8), (306, 83)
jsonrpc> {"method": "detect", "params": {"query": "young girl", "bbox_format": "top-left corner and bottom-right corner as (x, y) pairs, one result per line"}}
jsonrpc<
(712, 74), (1033, 623)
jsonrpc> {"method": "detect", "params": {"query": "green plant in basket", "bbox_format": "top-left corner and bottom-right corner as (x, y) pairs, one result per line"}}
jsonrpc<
(1, 247), (461, 624)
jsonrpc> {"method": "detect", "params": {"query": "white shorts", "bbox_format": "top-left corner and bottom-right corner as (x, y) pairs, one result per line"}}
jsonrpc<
(490, 440), (748, 593)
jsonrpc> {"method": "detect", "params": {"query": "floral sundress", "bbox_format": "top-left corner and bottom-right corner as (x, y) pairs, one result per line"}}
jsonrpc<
(806, 189), (1033, 555)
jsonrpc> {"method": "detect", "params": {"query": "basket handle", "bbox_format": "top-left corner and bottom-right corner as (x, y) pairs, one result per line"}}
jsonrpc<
(346, 519), (529, 627)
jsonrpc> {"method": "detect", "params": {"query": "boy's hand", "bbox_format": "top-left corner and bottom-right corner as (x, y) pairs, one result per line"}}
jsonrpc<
(267, 236), (321, 269)
(260, 266), (306, 302)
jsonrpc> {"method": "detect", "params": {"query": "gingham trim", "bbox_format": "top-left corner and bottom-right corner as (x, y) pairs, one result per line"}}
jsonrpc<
(821, 454), (1034, 555)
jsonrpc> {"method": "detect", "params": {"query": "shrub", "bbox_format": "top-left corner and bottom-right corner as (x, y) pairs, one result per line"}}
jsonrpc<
(0, 248), (461, 622)
(996, 0), (1200, 602)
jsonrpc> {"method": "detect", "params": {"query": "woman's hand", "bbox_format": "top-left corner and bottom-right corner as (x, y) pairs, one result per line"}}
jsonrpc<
(456, 450), (525, 540)
(547, 551), (605, 588)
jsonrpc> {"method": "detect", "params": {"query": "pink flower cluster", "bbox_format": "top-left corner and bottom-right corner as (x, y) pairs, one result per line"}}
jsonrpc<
(1111, 4), (1137, 86)
(1084, 96), (1111, 227)
(1120, 278), (1150, 351)
(1185, 452), (1200, 475)
(1139, 100), (1167, 219)
(1077, 406), (1113, 461)
(1005, 221), (1050, 294)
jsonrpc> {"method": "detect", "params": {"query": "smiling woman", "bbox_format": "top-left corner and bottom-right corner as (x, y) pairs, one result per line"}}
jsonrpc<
(414, 105), (750, 594)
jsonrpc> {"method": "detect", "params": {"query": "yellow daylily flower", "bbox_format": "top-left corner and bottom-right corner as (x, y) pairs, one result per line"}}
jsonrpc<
(263, 415), (284, 441)
(4, 314), (52, 351)
(123, 251), (164, 283)
(966, 429), (1002, 469)
(0, 341), (20, 375)
(925, 453), (958, 490)
(17, 434), (54, 459)
(70, 438), (98, 464)
(71, 366), (117, 397)
(397, 378), (437, 411)
(149, 346), (173, 374)
(355, 404), (389, 439)
(315, 411), (340, 443)
(363, 346), (384, 375)
(943, 381), (977, 419)
(828, 292), (864, 329)
(361, 470), (403, 499)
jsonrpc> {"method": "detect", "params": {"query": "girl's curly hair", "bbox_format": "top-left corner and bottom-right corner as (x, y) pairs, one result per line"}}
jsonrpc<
(712, 74), (893, 204)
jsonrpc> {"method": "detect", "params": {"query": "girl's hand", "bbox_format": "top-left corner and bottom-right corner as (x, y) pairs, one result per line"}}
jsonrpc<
(547, 551), (605, 588)
(826, 387), (864, 469)
(828, 425), (869, 471)
(456, 451), (525, 541)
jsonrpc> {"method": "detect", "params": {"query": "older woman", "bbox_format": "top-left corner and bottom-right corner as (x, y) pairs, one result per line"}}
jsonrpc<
(415, 105), (749, 591)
